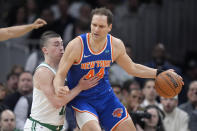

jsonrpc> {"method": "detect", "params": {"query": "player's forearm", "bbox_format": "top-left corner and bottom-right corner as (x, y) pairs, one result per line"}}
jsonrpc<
(129, 64), (157, 78)
(52, 86), (82, 108)
(0, 24), (35, 41)
(53, 74), (65, 90)
(7, 24), (35, 39)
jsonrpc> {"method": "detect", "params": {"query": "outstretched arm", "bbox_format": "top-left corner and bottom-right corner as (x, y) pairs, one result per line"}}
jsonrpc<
(0, 18), (47, 41)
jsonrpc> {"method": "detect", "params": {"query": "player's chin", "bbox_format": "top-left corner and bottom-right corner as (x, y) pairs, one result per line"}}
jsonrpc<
(58, 54), (63, 59)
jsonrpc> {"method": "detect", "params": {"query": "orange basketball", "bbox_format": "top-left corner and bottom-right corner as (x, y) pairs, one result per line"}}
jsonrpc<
(155, 71), (183, 98)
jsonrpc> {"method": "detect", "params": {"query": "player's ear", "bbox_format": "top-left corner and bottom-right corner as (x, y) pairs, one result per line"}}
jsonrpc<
(108, 24), (112, 32)
(42, 47), (47, 54)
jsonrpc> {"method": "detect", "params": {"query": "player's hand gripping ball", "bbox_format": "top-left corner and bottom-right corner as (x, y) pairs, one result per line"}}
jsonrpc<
(155, 70), (184, 98)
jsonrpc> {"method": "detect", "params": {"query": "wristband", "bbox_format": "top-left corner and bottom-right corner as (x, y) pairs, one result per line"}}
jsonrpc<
(156, 69), (164, 76)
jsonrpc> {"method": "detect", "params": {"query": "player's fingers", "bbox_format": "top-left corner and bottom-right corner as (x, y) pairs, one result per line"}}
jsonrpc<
(91, 76), (100, 82)
(177, 75), (184, 85)
(87, 77), (100, 86)
(89, 80), (99, 87)
(36, 22), (46, 26)
(177, 75), (184, 86)
(180, 79), (184, 86)
(57, 87), (69, 96)
(36, 18), (47, 24)
(40, 19), (47, 25)
(89, 82), (99, 88)
(56, 91), (65, 97)
(182, 81), (184, 85)
(61, 87), (69, 94)
(34, 24), (44, 29)
(168, 69), (175, 72)
(88, 75), (98, 80)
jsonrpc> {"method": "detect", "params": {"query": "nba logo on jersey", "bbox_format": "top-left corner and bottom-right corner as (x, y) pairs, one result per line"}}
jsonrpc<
(112, 108), (123, 118)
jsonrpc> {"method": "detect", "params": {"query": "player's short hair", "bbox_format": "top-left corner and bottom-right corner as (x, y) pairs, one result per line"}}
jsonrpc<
(40, 31), (60, 48)
(91, 7), (113, 25)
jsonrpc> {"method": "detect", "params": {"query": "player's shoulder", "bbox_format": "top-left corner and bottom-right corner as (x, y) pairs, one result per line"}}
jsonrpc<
(34, 66), (54, 80)
(110, 35), (124, 47)
(66, 36), (82, 51)
(110, 35), (125, 50)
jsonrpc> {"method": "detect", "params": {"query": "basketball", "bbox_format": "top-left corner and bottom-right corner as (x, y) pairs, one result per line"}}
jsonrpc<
(155, 71), (183, 98)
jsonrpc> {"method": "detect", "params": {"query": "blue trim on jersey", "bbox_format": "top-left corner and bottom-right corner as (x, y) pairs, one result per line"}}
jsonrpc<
(67, 33), (113, 97)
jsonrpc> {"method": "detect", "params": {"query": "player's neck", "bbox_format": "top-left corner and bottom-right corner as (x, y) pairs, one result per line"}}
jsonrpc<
(44, 58), (58, 70)
(89, 33), (107, 52)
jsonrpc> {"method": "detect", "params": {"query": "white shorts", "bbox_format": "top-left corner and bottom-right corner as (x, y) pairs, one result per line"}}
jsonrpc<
(24, 118), (64, 131)
(75, 111), (98, 129)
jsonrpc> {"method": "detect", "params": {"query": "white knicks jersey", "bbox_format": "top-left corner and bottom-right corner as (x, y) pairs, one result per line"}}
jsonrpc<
(30, 63), (66, 125)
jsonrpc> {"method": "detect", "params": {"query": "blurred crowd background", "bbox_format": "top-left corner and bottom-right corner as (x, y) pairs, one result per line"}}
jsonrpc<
(0, 0), (197, 131)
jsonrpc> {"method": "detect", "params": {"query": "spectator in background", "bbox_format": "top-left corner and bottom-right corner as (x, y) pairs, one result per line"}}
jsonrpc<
(6, 72), (18, 94)
(127, 88), (144, 113)
(0, 83), (8, 104)
(145, 43), (181, 74)
(111, 83), (122, 101)
(180, 52), (197, 104)
(53, 0), (75, 38)
(179, 80), (197, 131)
(0, 109), (21, 131)
(63, 3), (92, 44)
(136, 105), (165, 131)
(26, 0), (38, 24)
(161, 96), (189, 131)
(3, 71), (33, 110)
(121, 79), (141, 107)
(10, 65), (24, 75)
(141, 79), (161, 108)
(7, 6), (28, 27)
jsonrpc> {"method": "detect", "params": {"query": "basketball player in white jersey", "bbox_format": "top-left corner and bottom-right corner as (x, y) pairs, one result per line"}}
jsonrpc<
(24, 31), (99, 131)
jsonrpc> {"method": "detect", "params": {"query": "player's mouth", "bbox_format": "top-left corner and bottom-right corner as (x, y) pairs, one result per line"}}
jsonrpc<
(93, 33), (99, 37)
(60, 53), (64, 56)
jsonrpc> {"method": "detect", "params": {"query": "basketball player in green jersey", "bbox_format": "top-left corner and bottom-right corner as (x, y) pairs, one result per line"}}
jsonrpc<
(24, 31), (99, 131)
